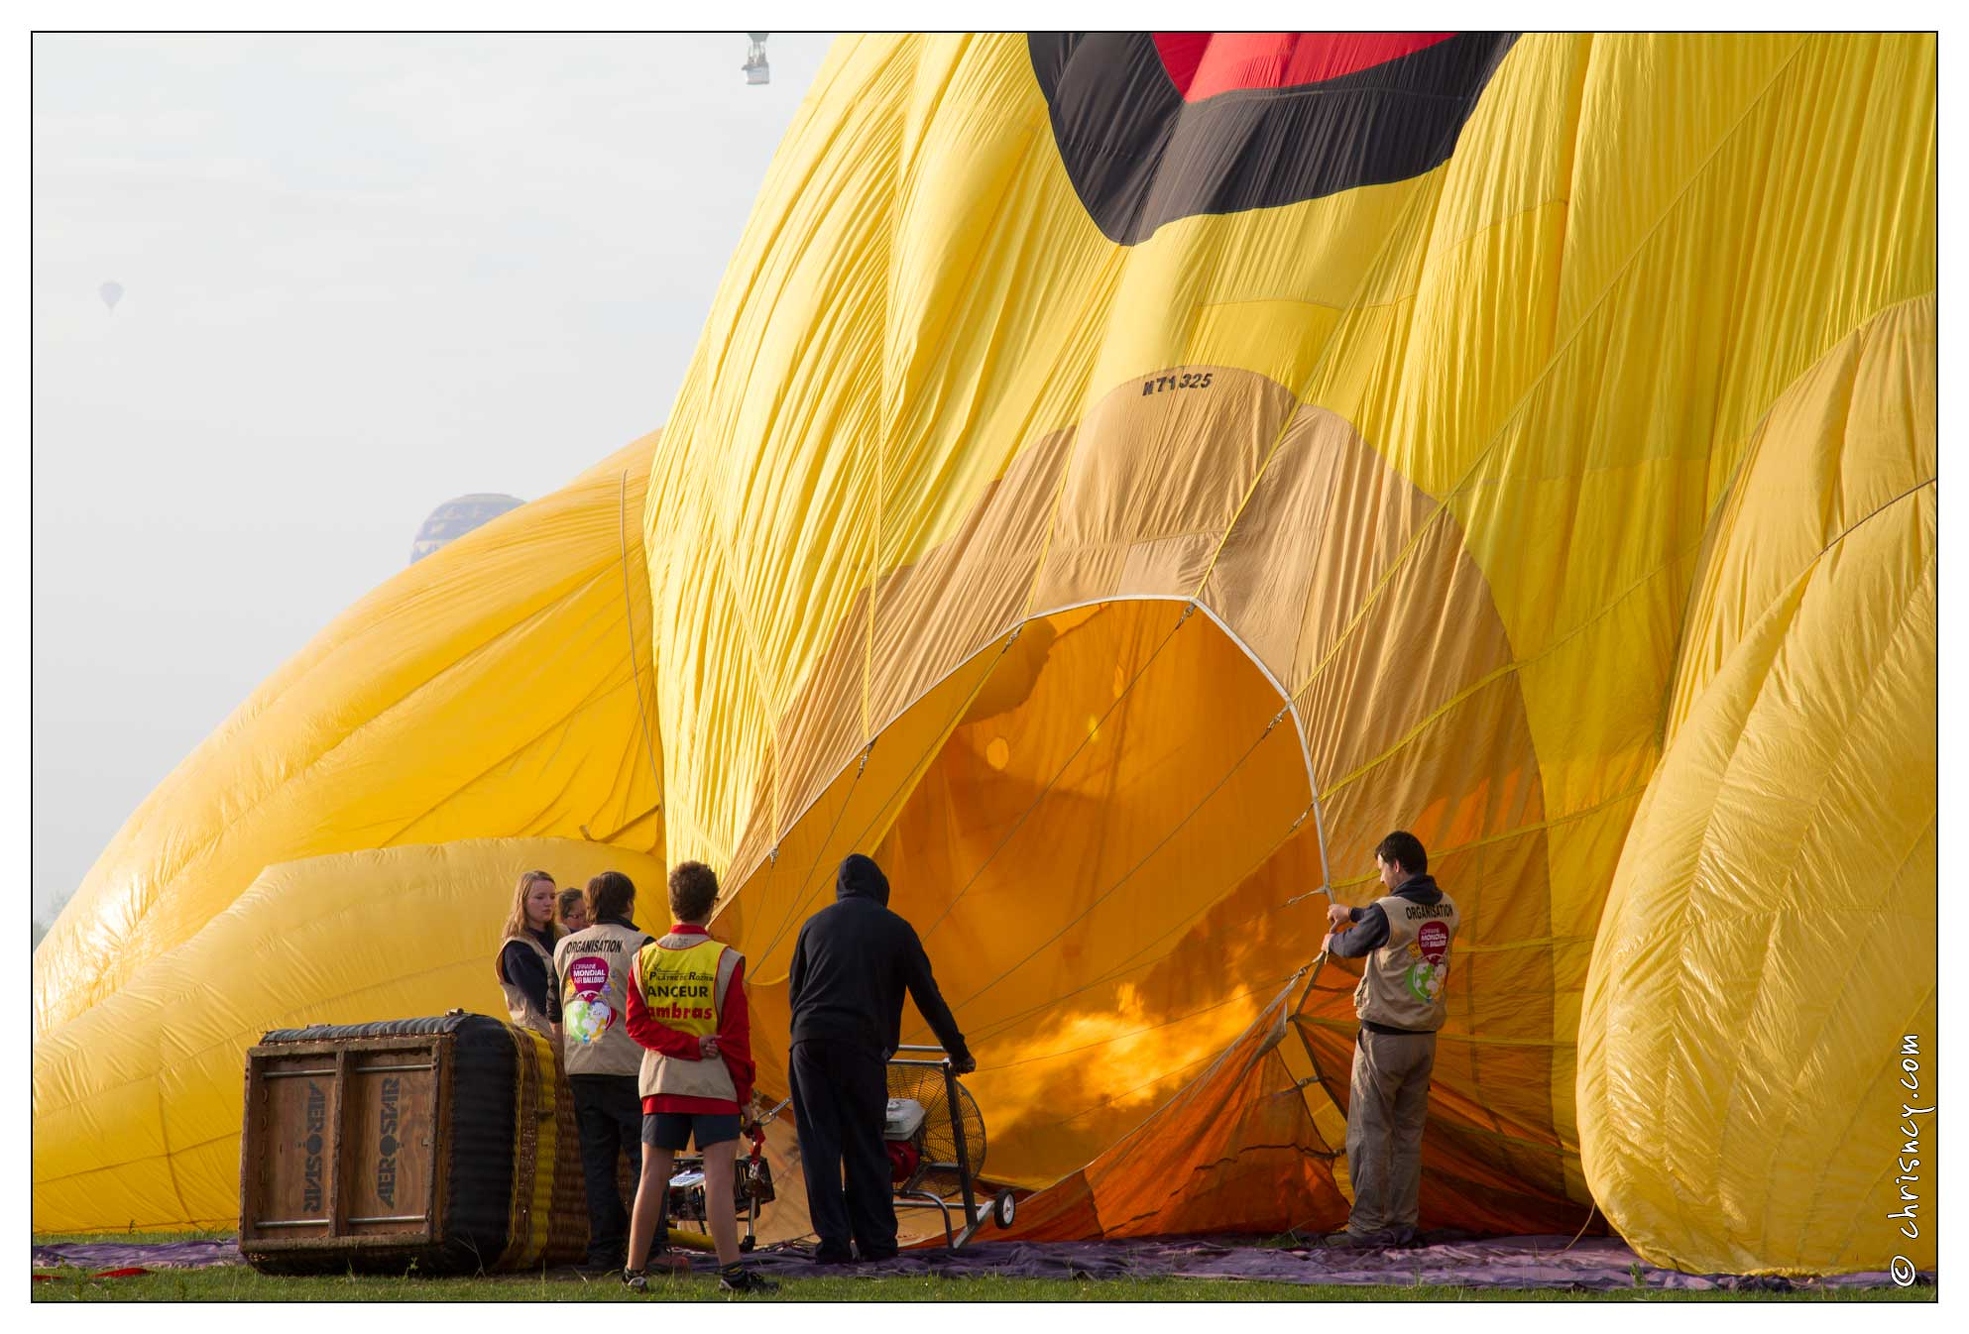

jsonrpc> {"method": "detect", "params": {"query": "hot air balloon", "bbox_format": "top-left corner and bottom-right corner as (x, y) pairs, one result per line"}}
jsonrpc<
(34, 34), (1933, 1281)
(409, 492), (525, 563)
(99, 281), (123, 313)
(743, 32), (769, 85)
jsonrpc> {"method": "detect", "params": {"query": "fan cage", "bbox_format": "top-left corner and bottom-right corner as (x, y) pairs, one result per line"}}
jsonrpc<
(886, 1063), (986, 1200)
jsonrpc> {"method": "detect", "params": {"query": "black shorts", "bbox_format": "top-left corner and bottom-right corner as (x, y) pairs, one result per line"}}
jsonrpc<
(642, 1111), (741, 1152)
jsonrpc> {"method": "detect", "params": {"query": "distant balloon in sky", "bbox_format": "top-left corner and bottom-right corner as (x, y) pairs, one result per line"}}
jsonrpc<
(99, 281), (123, 313)
(409, 493), (525, 564)
(744, 33), (769, 85)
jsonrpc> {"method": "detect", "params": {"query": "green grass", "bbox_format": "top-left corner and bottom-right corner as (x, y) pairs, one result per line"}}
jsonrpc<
(32, 1234), (1934, 1303)
(28, 1268), (1936, 1302)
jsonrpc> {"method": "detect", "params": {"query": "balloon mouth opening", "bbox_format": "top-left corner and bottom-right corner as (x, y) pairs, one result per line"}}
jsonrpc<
(731, 596), (1317, 1187)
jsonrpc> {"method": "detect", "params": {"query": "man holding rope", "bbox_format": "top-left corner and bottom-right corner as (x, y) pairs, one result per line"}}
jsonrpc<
(1319, 830), (1459, 1249)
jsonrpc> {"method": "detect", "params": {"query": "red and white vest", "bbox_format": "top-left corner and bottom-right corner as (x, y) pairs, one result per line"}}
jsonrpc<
(634, 932), (742, 1102)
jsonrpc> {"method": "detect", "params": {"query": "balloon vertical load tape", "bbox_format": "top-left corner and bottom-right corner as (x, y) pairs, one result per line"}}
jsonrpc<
(238, 1014), (593, 1274)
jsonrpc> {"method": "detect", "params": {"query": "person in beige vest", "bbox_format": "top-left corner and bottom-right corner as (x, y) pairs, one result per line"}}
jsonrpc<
(620, 862), (776, 1294)
(548, 870), (654, 1272)
(1318, 830), (1459, 1249)
(495, 870), (562, 1039)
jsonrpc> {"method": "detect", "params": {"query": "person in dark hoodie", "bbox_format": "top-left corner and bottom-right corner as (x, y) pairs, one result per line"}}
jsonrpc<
(1318, 830), (1460, 1249)
(787, 853), (973, 1263)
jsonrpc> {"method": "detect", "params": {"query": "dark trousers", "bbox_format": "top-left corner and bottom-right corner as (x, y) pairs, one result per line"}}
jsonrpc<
(789, 1038), (895, 1260)
(569, 1073), (643, 1264)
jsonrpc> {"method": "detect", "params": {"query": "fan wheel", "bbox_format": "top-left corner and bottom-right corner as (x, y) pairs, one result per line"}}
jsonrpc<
(887, 1063), (985, 1200)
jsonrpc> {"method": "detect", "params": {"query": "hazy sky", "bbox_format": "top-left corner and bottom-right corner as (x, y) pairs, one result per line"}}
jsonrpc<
(31, 33), (834, 920)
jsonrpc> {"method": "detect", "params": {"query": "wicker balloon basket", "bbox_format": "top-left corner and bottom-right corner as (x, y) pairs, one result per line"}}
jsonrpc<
(238, 1012), (608, 1275)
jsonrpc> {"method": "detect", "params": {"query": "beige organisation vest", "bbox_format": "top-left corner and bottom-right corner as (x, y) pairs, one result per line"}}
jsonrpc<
(498, 931), (558, 1037)
(553, 921), (651, 1076)
(634, 933), (742, 1103)
(1354, 890), (1460, 1033)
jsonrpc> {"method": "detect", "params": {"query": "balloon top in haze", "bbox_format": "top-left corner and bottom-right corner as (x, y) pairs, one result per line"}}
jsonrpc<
(409, 493), (525, 564)
(99, 281), (123, 312)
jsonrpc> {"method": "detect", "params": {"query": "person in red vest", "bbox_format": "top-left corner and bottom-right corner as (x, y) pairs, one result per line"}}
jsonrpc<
(619, 861), (777, 1295)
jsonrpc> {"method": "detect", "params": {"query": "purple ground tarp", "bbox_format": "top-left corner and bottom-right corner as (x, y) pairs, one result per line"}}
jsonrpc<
(31, 1234), (1925, 1292)
(33, 1240), (240, 1272)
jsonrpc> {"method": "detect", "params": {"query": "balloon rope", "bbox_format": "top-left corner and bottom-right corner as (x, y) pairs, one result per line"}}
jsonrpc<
(1295, 949), (1331, 1014)
(1561, 1202), (1600, 1252)
(800, 744), (873, 886)
(1286, 948), (1343, 1155)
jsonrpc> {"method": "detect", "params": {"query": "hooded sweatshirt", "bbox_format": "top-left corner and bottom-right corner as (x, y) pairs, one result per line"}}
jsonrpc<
(788, 854), (971, 1062)
(1328, 873), (1445, 956)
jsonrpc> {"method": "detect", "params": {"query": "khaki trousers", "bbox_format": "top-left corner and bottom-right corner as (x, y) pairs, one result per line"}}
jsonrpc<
(1344, 1027), (1436, 1239)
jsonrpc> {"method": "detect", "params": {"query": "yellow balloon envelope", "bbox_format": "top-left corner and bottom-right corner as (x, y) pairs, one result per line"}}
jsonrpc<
(36, 34), (1932, 1276)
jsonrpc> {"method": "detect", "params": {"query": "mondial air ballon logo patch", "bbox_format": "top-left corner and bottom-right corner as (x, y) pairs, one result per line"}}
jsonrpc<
(1029, 33), (1519, 245)
(563, 956), (617, 1044)
(1408, 920), (1452, 1005)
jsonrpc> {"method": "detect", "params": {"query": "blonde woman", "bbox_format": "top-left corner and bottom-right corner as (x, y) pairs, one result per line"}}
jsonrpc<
(497, 870), (562, 1037)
